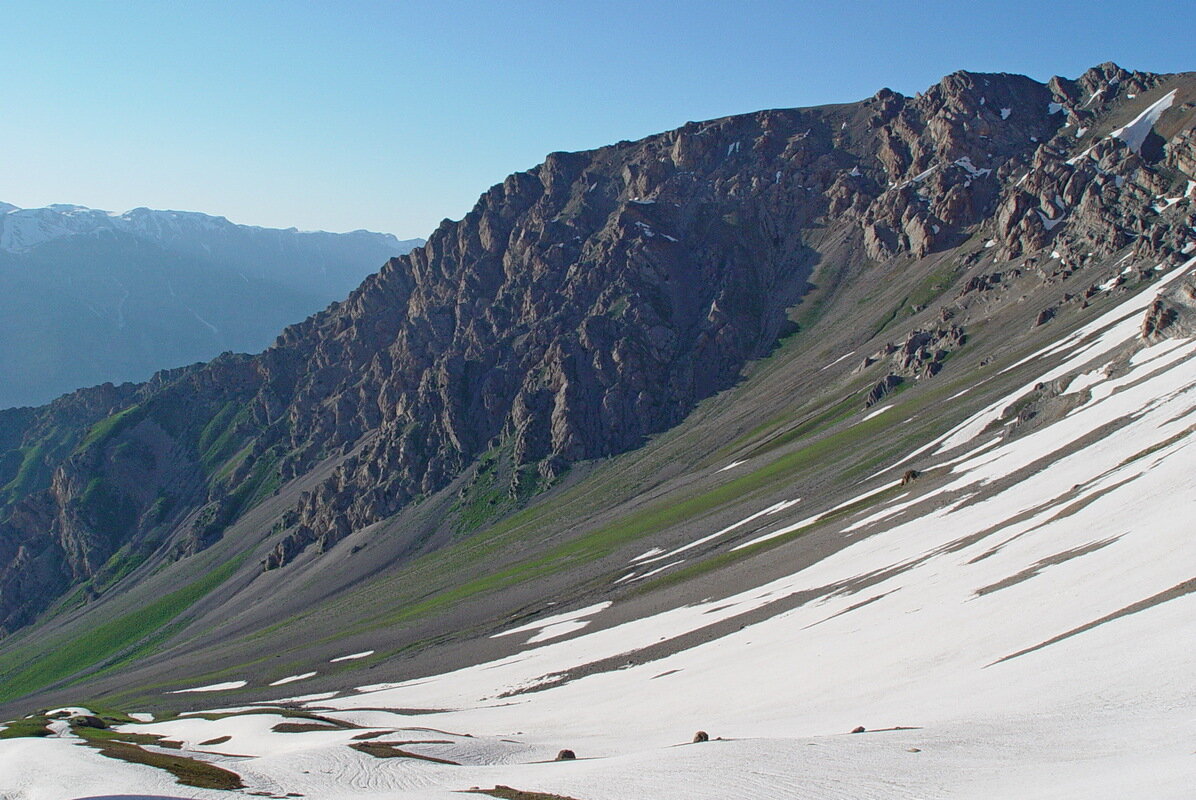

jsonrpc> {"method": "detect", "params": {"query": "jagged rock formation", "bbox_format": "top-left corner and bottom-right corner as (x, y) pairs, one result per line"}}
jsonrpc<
(1, 62), (1194, 637)
(1143, 271), (1196, 342)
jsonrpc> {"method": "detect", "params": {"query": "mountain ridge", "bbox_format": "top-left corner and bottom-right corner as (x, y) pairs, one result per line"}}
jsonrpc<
(0, 61), (1193, 718)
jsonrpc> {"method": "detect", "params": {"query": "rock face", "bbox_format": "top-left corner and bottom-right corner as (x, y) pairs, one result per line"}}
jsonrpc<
(1143, 273), (1196, 342)
(1, 62), (1194, 636)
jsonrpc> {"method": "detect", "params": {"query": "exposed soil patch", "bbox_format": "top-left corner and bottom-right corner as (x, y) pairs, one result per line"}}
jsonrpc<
(350, 741), (460, 764)
(350, 730), (390, 740)
(992, 577), (1196, 665)
(974, 537), (1121, 596)
(466, 787), (584, 800)
(272, 722), (341, 733)
(803, 590), (897, 629)
(79, 738), (244, 790)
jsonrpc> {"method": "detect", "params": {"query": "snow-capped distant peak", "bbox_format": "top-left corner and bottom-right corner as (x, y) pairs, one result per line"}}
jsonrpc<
(0, 201), (407, 254)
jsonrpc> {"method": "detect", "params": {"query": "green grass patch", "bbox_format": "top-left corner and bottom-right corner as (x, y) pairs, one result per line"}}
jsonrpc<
(197, 400), (253, 476)
(76, 405), (144, 453)
(870, 299), (905, 338)
(907, 266), (958, 310)
(228, 445), (283, 513)
(213, 442), (253, 484)
(91, 545), (150, 593)
(354, 403), (913, 632)
(80, 736), (243, 790)
(1, 424), (76, 506)
(452, 448), (544, 535)
(77, 476), (138, 540)
(75, 725), (181, 748)
(743, 394), (859, 459)
(0, 717), (51, 738)
(0, 554), (245, 703)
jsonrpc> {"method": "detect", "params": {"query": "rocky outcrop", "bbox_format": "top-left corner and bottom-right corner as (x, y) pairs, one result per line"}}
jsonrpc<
(0, 360), (261, 634)
(857, 325), (966, 383)
(1143, 272), (1196, 342)
(865, 374), (904, 407)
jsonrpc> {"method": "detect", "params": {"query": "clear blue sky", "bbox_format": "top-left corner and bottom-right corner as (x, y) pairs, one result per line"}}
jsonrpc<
(1, 1), (1192, 238)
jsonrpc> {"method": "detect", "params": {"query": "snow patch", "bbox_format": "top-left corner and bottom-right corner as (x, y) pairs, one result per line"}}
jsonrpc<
(168, 680), (248, 693)
(1111, 89), (1176, 153)
(492, 602), (612, 641)
(863, 403), (892, 421)
(269, 672), (318, 687)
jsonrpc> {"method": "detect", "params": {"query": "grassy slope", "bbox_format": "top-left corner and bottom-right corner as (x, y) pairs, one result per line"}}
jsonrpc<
(0, 554), (244, 703)
(0, 208), (1161, 714)
(231, 243), (1135, 659)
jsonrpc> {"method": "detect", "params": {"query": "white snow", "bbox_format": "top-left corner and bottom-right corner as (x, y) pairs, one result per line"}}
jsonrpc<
(728, 510), (823, 550)
(1037, 210), (1066, 230)
(167, 680), (248, 693)
(6, 267), (1196, 799)
(953, 156), (990, 178)
(716, 459), (745, 473)
(1111, 89), (1176, 154)
(910, 165), (937, 183)
(283, 262), (1194, 798)
(269, 691), (340, 703)
(1048, 101), (1064, 114)
(492, 602), (612, 642)
(819, 350), (856, 371)
(45, 706), (93, 717)
(625, 559), (685, 583)
(1000, 107), (1011, 120)
(330, 650), (375, 662)
(127, 712), (154, 723)
(526, 620), (595, 643)
(631, 547), (666, 562)
(862, 403), (892, 420)
(637, 499), (801, 565)
(268, 671), (318, 686)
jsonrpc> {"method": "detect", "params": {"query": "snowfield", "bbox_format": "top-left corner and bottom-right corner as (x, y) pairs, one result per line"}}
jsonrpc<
(4, 261), (1196, 799)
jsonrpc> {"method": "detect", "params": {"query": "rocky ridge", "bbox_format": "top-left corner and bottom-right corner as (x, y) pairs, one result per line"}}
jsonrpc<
(1, 63), (1194, 636)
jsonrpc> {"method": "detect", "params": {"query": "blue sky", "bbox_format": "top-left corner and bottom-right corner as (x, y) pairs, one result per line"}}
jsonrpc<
(1, 1), (1192, 238)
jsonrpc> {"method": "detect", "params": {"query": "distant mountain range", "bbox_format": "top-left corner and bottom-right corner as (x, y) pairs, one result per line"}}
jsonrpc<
(0, 203), (422, 408)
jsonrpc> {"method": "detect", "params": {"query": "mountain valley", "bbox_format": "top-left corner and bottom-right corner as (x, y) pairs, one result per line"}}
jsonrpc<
(0, 62), (1194, 799)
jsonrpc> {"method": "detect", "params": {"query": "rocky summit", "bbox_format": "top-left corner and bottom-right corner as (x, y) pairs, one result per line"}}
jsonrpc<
(0, 63), (1194, 798)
